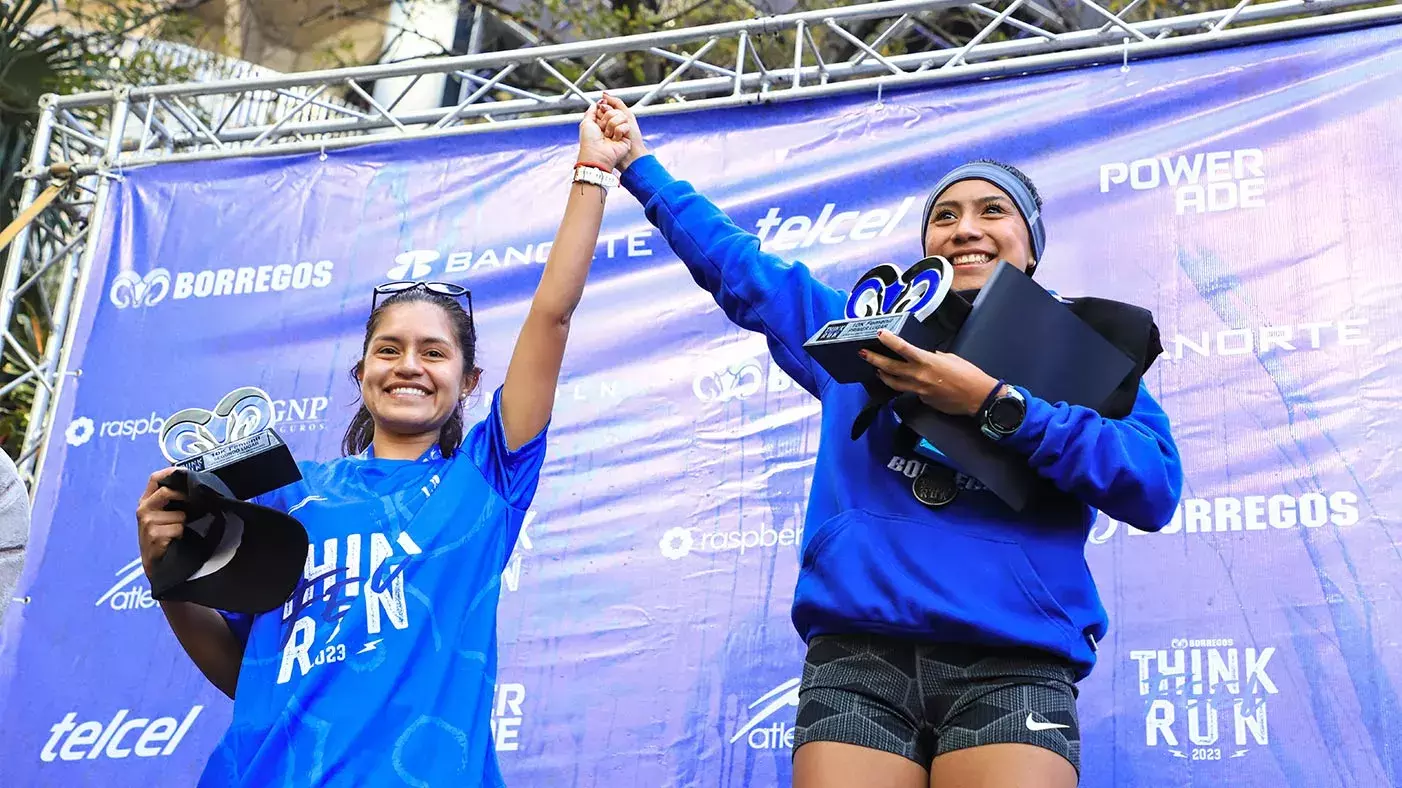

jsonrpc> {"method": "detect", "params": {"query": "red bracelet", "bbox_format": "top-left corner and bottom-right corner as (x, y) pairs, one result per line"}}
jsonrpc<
(576, 161), (613, 173)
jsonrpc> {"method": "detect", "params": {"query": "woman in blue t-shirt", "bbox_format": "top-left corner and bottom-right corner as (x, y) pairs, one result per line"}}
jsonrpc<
(133, 102), (637, 787)
(591, 98), (1182, 788)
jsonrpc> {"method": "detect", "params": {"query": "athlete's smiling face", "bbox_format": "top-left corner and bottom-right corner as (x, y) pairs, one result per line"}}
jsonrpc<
(358, 301), (475, 441)
(923, 179), (1034, 291)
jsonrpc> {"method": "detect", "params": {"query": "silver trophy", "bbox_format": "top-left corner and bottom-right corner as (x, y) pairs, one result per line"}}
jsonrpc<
(159, 387), (302, 500)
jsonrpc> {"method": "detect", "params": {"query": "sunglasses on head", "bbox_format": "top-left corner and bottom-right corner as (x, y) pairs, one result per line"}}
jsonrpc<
(372, 280), (474, 321)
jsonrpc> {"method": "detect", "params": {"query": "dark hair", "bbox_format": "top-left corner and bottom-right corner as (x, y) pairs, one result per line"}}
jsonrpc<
(340, 288), (478, 458)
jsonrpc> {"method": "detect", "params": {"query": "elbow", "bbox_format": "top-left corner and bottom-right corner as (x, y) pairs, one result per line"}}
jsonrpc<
(1123, 459), (1184, 533)
(1132, 496), (1178, 533)
(530, 303), (577, 329)
(1108, 492), (1176, 534)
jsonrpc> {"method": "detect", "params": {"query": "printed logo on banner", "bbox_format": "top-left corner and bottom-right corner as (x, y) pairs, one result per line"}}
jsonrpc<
(1089, 490), (1360, 544)
(387, 250), (438, 280)
(109, 269), (172, 309)
(693, 355), (798, 403)
(754, 198), (918, 252)
(65, 417), (95, 447)
(65, 394), (332, 449)
(109, 261), (334, 310)
(659, 527), (694, 560)
(491, 682), (527, 752)
(694, 358), (764, 403)
(1099, 148), (1265, 214)
(659, 521), (803, 561)
(40, 706), (203, 762)
(391, 228), (655, 278)
(1128, 637), (1278, 761)
(97, 558), (157, 612)
(555, 377), (637, 407)
(730, 678), (801, 750)
(1159, 320), (1369, 362)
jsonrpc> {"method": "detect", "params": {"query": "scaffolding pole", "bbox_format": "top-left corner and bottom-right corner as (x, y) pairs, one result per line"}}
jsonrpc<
(6, 0), (1402, 489)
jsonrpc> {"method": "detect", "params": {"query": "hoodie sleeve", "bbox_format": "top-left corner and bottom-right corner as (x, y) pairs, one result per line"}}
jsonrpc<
(1005, 382), (1183, 531)
(621, 155), (844, 397)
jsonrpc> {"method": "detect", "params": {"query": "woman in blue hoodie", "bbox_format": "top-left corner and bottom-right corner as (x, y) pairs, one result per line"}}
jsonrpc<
(594, 98), (1182, 788)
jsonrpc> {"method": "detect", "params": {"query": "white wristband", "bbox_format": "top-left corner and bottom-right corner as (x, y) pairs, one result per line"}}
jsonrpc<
(573, 165), (619, 190)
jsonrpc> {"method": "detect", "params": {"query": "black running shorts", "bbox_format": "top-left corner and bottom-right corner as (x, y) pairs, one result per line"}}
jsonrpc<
(793, 634), (1081, 773)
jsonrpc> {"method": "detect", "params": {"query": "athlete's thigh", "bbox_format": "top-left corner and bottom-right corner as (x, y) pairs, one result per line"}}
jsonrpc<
(795, 741), (929, 788)
(928, 742), (1077, 788)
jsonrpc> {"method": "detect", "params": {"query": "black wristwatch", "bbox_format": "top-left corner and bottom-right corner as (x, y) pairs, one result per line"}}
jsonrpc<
(979, 385), (1026, 441)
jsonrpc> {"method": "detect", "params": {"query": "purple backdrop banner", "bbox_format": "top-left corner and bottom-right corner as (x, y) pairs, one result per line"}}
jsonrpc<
(3, 19), (1402, 788)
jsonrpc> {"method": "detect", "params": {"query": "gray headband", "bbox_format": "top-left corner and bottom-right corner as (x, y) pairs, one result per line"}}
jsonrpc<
(920, 162), (1046, 268)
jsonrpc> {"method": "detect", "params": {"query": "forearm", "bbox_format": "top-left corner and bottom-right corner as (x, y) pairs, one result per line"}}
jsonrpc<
(1008, 386), (1183, 529)
(620, 155), (753, 300)
(500, 182), (604, 449)
(160, 600), (245, 699)
(619, 155), (841, 395)
(529, 182), (606, 324)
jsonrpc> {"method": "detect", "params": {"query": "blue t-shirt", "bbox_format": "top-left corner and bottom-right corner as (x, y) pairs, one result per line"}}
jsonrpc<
(201, 387), (547, 787)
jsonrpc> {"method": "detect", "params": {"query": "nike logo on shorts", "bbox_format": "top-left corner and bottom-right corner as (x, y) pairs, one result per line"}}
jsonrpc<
(1026, 714), (1070, 731)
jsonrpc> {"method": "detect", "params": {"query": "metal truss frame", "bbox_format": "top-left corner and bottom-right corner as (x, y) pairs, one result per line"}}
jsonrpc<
(5, 0), (1402, 489)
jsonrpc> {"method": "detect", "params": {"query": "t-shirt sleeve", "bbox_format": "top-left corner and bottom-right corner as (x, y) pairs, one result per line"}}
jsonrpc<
(219, 610), (255, 645)
(460, 386), (549, 510)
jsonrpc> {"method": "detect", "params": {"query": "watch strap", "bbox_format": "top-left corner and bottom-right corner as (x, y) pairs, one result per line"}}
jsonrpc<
(573, 165), (619, 190)
(976, 379), (1007, 421)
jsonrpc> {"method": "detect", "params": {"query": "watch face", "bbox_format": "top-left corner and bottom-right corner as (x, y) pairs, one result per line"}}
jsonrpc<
(990, 397), (1025, 432)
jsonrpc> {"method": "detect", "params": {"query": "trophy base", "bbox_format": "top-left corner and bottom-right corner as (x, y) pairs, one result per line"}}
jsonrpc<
(176, 428), (302, 500)
(803, 312), (943, 386)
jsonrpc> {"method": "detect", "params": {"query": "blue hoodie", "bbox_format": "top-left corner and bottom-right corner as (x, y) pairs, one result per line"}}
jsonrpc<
(621, 155), (1183, 679)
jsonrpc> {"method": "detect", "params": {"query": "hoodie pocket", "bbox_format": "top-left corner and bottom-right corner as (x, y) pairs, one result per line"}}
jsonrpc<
(796, 510), (1078, 653)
